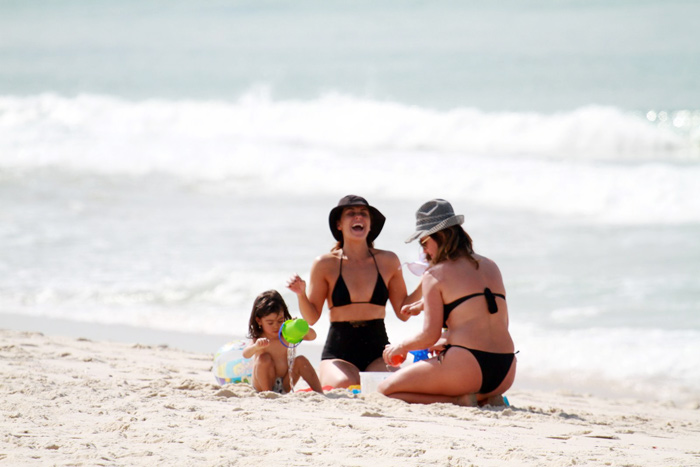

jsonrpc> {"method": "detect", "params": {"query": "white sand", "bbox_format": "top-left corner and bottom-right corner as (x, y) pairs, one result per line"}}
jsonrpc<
(2, 328), (699, 466)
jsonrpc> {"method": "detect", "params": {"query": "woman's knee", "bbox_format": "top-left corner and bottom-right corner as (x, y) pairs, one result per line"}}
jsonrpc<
(319, 360), (359, 388)
(377, 379), (392, 395)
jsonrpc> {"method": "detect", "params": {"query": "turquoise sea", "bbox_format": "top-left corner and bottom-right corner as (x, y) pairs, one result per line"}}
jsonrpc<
(1, 0), (699, 403)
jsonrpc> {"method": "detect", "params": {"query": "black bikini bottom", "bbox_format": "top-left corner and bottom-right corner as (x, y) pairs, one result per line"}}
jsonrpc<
(440, 344), (515, 394)
(321, 319), (389, 372)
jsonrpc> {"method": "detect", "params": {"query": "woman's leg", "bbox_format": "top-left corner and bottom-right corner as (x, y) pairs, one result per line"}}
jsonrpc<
(378, 348), (483, 402)
(292, 355), (324, 393)
(384, 392), (479, 406)
(364, 356), (393, 372)
(319, 359), (361, 388)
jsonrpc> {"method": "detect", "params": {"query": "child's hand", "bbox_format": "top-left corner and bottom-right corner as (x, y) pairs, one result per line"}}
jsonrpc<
(286, 274), (306, 295)
(255, 338), (270, 348)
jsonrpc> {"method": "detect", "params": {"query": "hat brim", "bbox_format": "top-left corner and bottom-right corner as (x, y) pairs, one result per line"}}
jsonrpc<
(329, 205), (386, 243)
(405, 215), (464, 243)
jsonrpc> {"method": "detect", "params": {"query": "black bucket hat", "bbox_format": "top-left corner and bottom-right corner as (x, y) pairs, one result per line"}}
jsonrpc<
(328, 195), (386, 243)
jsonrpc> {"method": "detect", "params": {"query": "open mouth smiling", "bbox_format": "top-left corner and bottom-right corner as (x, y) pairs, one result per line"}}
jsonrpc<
(352, 223), (365, 232)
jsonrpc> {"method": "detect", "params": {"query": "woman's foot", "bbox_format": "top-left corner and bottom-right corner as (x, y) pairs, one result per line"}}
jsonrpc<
(478, 395), (507, 407)
(454, 393), (478, 407)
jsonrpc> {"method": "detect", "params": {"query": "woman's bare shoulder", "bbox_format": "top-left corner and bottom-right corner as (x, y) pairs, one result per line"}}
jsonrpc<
(475, 254), (504, 282)
(475, 254), (500, 271)
(371, 249), (402, 274)
(371, 248), (400, 263)
(312, 251), (341, 270)
(425, 262), (449, 280)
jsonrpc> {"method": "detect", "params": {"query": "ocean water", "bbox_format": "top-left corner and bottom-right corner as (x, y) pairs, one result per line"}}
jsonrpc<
(1, 1), (699, 403)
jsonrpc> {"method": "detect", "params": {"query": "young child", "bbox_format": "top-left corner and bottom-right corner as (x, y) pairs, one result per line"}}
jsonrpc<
(242, 290), (323, 394)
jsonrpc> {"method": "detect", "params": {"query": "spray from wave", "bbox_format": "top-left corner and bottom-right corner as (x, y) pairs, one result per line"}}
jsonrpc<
(1, 91), (698, 167)
(1, 91), (699, 225)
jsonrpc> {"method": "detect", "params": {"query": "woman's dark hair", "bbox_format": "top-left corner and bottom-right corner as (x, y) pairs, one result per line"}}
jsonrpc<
(429, 225), (479, 269)
(247, 290), (292, 339)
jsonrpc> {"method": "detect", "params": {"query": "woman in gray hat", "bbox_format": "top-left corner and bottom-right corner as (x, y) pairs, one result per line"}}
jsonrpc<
(378, 199), (516, 406)
(287, 195), (420, 388)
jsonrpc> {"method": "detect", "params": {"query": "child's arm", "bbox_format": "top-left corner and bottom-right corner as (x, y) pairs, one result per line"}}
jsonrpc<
(241, 338), (270, 359)
(302, 327), (317, 342)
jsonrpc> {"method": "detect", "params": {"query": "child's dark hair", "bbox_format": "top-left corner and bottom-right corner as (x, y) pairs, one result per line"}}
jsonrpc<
(247, 289), (292, 339)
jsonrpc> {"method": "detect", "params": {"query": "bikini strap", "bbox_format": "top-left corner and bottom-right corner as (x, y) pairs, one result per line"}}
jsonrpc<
(484, 287), (498, 314)
(368, 249), (380, 271)
(340, 249), (379, 272)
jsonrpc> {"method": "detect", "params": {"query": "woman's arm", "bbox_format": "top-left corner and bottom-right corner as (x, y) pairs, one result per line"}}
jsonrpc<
(385, 251), (425, 320)
(400, 279), (424, 317)
(383, 251), (414, 322)
(383, 272), (443, 363)
(287, 257), (328, 326)
(428, 329), (449, 356)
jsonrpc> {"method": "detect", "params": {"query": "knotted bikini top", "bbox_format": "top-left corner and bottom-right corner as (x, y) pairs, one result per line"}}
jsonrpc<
(331, 250), (389, 308)
(442, 287), (505, 328)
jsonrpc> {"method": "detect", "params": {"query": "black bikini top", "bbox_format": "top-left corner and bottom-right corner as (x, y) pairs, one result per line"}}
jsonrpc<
(442, 287), (505, 328)
(331, 250), (389, 308)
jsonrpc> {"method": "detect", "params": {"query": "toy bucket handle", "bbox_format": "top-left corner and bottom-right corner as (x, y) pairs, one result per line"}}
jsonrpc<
(278, 325), (302, 349)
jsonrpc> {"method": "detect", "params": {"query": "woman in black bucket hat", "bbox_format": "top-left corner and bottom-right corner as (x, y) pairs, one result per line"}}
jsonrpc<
(287, 195), (420, 389)
(378, 199), (516, 406)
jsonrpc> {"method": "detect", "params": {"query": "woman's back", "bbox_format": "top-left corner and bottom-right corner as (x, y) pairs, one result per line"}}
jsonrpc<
(431, 254), (514, 353)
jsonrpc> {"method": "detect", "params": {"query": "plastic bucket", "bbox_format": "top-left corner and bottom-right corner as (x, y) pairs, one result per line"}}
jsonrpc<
(359, 372), (391, 393)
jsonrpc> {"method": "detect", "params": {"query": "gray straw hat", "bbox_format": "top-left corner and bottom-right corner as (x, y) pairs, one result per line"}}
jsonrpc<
(405, 199), (464, 243)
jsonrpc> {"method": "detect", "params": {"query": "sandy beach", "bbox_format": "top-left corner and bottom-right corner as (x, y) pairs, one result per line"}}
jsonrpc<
(2, 2), (700, 466)
(2, 328), (698, 466)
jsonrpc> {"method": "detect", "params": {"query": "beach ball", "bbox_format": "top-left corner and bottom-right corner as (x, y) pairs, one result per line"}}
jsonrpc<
(211, 340), (253, 385)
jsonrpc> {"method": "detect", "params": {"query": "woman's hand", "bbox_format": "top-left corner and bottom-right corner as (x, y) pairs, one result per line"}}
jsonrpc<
(400, 299), (424, 317)
(286, 274), (306, 295)
(428, 335), (447, 356)
(383, 344), (406, 367)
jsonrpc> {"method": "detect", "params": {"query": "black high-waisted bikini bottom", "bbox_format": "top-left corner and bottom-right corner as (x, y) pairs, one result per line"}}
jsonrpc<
(439, 344), (515, 394)
(322, 319), (389, 371)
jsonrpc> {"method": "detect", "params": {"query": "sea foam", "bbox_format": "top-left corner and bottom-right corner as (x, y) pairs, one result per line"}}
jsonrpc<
(2, 92), (699, 225)
(1, 91), (697, 166)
